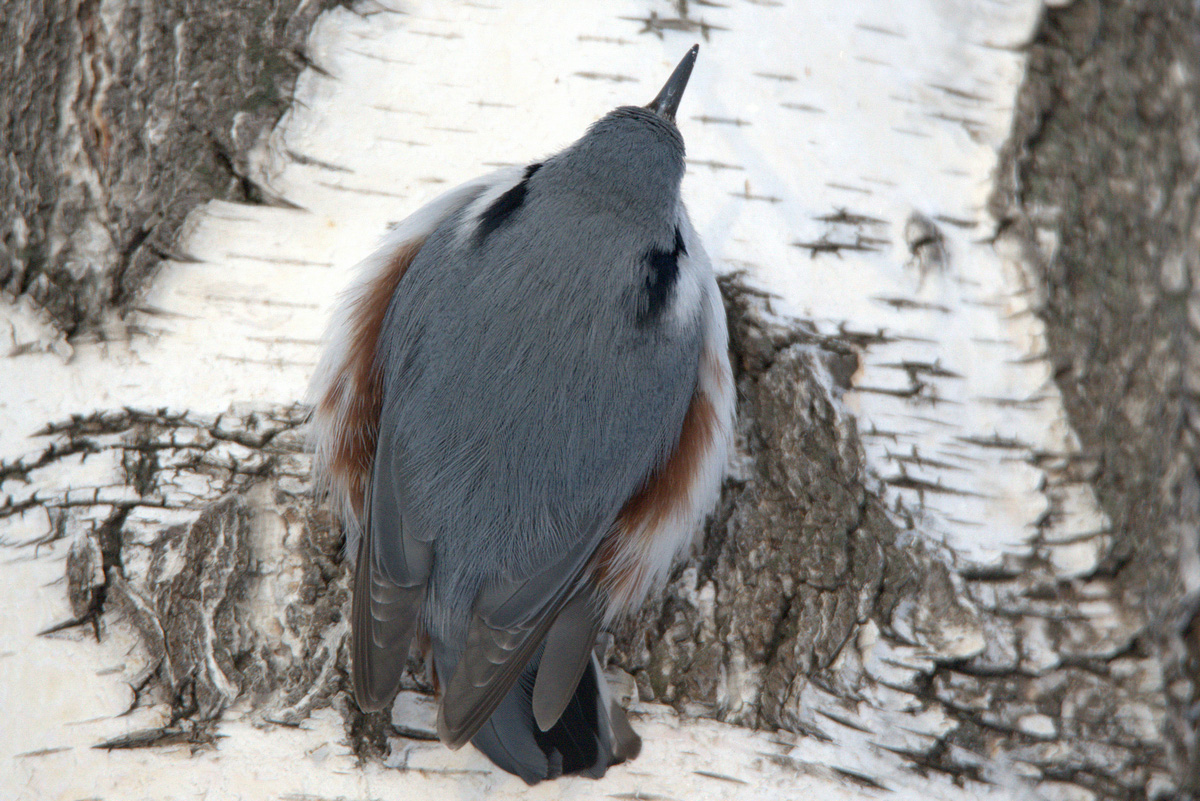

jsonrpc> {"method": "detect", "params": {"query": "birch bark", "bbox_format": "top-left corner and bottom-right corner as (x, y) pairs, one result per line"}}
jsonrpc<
(1, 2), (1195, 799)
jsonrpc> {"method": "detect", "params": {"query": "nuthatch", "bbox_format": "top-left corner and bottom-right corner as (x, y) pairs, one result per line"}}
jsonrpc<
(308, 45), (733, 784)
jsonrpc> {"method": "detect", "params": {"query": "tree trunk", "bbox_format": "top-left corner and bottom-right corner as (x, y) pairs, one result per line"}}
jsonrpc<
(0, 0), (339, 335)
(1, 1), (1196, 799)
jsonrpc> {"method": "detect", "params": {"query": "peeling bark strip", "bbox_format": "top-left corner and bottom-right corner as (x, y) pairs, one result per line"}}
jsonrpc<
(2, 405), (351, 730)
(0, 0), (338, 335)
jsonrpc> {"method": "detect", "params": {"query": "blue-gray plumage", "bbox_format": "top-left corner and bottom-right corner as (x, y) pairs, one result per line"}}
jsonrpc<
(310, 45), (734, 784)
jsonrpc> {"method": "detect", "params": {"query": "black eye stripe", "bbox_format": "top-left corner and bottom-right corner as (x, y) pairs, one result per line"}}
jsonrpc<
(640, 227), (685, 324)
(475, 163), (542, 245)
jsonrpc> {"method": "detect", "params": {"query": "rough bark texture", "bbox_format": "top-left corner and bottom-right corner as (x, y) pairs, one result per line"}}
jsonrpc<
(0, 0), (339, 336)
(993, 0), (1200, 793)
(7, 408), (350, 749)
(610, 283), (915, 728)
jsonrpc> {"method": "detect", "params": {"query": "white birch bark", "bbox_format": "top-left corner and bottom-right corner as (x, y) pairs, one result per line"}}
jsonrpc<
(1, 1), (1193, 799)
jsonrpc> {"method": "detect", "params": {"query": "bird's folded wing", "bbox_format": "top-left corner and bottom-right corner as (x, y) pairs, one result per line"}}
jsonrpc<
(532, 583), (604, 732)
(436, 526), (604, 748)
(351, 448), (432, 712)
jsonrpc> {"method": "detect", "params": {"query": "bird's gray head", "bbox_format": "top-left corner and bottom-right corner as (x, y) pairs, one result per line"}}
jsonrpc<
(547, 46), (699, 215)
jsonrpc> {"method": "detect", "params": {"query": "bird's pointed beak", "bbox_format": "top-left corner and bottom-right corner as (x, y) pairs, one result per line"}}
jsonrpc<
(645, 45), (699, 124)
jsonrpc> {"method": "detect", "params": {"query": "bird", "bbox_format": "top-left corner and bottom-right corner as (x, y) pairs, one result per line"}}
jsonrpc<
(307, 45), (733, 784)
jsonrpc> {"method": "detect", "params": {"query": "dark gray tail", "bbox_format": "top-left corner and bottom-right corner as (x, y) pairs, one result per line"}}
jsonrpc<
(468, 652), (641, 784)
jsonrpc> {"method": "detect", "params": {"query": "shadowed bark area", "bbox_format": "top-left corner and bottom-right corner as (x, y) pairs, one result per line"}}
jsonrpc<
(993, 0), (1200, 792)
(0, 0), (341, 335)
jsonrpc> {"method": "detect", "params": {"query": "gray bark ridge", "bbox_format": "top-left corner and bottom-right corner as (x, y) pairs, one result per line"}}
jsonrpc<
(0, 0), (336, 335)
(993, 1), (1200, 795)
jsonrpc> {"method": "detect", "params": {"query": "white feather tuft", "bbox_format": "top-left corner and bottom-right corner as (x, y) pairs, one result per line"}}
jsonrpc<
(602, 227), (735, 620)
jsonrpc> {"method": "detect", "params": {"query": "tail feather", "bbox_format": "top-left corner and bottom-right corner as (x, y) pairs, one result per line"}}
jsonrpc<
(464, 652), (640, 784)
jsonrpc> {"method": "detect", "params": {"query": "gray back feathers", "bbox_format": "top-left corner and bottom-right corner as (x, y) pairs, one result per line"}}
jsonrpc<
(373, 107), (700, 645)
(338, 78), (716, 775)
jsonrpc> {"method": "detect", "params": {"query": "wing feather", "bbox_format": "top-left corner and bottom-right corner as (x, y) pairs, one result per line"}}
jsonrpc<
(329, 168), (534, 712)
(532, 584), (604, 731)
(350, 434), (432, 711)
(308, 166), (531, 547)
(351, 535), (425, 710)
(437, 528), (601, 747)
